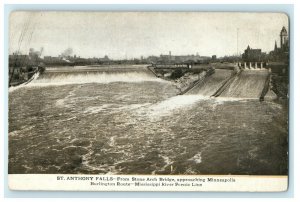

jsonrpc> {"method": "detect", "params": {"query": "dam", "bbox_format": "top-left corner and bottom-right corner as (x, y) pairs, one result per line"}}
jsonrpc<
(186, 69), (232, 96)
(185, 67), (272, 101)
(8, 65), (287, 175)
(220, 70), (269, 98)
(30, 65), (160, 85)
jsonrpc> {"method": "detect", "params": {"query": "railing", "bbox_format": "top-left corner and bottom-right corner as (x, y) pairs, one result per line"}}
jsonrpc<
(153, 63), (191, 69)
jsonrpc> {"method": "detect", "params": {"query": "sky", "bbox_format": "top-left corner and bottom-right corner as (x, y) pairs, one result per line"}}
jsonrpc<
(9, 12), (289, 59)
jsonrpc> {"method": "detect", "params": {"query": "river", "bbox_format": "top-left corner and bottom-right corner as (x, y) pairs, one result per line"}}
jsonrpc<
(8, 65), (288, 175)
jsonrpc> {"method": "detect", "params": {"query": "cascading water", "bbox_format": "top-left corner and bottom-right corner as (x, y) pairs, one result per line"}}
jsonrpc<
(29, 66), (166, 86)
(187, 69), (270, 100)
(219, 70), (269, 98)
(187, 69), (232, 96)
(9, 66), (288, 175)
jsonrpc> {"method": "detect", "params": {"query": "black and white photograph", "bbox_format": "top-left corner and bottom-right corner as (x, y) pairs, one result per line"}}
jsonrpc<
(8, 11), (289, 191)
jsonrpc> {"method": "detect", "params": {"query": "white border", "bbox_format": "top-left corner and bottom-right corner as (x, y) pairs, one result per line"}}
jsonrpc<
(1, 0), (299, 201)
(8, 174), (288, 192)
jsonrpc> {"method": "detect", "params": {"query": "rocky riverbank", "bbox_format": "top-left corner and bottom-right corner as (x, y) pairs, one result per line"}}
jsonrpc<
(150, 66), (213, 94)
(173, 71), (206, 93)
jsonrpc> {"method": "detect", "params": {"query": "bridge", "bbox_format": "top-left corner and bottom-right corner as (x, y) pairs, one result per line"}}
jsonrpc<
(151, 63), (192, 69)
(235, 61), (268, 70)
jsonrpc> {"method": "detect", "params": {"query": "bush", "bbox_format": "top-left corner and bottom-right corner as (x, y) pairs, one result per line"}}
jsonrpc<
(170, 68), (184, 79)
(188, 68), (204, 74)
(13, 74), (20, 80)
(39, 66), (46, 74)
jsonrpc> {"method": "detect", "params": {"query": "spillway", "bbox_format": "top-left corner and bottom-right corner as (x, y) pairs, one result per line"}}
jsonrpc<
(187, 69), (232, 96)
(28, 65), (165, 86)
(219, 70), (269, 98)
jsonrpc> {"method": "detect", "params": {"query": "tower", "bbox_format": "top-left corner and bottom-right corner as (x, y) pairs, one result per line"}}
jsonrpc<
(274, 41), (278, 51)
(280, 26), (288, 49)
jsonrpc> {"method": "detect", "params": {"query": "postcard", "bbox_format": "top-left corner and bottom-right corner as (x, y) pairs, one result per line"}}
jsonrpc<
(8, 11), (289, 191)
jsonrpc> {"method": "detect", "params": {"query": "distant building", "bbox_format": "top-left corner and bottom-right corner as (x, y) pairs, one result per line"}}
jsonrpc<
(242, 45), (264, 62)
(43, 56), (62, 63)
(280, 26), (289, 51)
(156, 51), (209, 64)
(146, 56), (160, 63)
(269, 26), (289, 62)
(9, 54), (29, 67)
(159, 51), (174, 62)
(9, 54), (28, 77)
(212, 55), (217, 60)
(99, 55), (110, 62)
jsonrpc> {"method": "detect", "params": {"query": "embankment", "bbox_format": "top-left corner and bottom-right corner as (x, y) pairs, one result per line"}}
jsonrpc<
(186, 69), (233, 96)
(178, 68), (215, 95)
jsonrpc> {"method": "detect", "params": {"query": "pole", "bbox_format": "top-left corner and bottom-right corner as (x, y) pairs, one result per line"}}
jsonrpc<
(237, 28), (239, 57)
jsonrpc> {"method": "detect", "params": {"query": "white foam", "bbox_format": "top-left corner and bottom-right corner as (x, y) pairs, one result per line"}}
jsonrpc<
(28, 72), (167, 87)
(188, 152), (202, 164)
(55, 99), (65, 107)
(83, 103), (151, 115)
(83, 104), (114, 114)
(146, 95), (209, 117)
(119, 103), (151, 110)
(152, 155), (173, 174)
(133, 95), (253, 119)
(213, 96), (253, 104)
